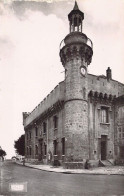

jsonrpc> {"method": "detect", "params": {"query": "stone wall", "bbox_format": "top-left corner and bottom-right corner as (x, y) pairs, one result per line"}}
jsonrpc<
(64, 100), (89, 161)
(25, 107), (65, 164)
(88, 92), (115, 161)
(114, 96), (124, 162)
(87, 73), (124, 97)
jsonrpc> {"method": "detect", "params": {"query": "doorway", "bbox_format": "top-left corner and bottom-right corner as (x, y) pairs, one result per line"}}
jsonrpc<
(101, 135), (107, 160)
(38, 139), (43, 161)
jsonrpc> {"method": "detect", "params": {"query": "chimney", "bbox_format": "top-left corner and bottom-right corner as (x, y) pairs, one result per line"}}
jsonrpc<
(22, 112), (29, 126)
(106, 67), (112, 81)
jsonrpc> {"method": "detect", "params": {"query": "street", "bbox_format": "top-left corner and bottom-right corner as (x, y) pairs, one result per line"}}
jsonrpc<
(0, 160), (124, 196)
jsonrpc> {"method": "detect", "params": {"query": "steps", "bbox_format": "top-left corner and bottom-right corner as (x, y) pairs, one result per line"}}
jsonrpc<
(100, 160), (113, 167)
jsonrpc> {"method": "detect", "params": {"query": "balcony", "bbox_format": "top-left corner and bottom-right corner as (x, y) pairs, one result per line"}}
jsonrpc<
(60, 32), (93, 50)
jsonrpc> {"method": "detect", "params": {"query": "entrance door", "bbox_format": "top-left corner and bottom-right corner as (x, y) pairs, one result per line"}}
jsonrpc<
(38, 139), (43, 161)
(101, 136), (107, 160)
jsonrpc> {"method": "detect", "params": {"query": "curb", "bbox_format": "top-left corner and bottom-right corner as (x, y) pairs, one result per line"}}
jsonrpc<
(15, 162), (124, 176)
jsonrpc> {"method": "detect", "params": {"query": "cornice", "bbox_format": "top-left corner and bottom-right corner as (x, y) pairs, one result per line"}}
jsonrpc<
(88, 90), (116, 104)
(60, 42), (93, 66)
(24, 100), (64, 130)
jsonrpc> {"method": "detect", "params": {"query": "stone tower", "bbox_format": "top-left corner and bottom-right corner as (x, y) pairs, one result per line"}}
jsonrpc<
(60, 1), (93, 162)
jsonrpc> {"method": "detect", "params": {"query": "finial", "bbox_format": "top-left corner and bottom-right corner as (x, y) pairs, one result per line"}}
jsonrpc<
(73, 1), (79, 10)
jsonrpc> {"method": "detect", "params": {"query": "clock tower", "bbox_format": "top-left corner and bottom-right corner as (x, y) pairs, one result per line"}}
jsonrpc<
(60, 1), (93, 163)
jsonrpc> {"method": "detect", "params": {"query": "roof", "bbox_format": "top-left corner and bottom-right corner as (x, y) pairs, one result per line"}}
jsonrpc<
(73, 1), (79, 10)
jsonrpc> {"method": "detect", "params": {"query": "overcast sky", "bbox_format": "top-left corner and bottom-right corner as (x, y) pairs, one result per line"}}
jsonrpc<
(0, 0), (124, 158)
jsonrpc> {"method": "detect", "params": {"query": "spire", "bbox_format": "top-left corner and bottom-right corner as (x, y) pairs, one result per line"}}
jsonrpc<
(73, 1), (79, 10)
(68, 1), (84, 33)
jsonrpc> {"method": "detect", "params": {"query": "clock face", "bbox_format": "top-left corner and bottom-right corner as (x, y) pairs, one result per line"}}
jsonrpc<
(81, 67), (86, 76)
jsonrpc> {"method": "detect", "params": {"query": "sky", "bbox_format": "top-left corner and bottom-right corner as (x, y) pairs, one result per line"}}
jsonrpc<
(0, 0), (124, 158)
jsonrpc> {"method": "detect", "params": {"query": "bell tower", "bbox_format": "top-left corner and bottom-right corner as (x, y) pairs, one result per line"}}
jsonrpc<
(60, 1), (93, 162)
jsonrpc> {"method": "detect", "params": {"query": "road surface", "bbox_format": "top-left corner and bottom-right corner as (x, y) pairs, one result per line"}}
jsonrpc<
(0, 160), (124, 196)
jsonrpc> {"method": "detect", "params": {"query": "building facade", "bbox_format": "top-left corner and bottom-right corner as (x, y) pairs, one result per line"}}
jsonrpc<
(23, 2), (124, 168)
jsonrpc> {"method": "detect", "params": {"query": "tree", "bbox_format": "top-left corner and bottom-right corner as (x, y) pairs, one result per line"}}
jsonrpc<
(14, 134), (25, 156)
(0, 147), (7, 158)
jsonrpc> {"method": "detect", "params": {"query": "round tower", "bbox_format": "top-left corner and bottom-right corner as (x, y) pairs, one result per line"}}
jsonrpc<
(60, 1), (93, 162)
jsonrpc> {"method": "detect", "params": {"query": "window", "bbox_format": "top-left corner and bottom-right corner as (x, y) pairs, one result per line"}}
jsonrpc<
(62, 138), (65, 155)
(118, 127), (121, 139)
(27, 132), (28, 140)
(27, 147), (29, 155)
(29, 147), (32, 156)
(122, 133), (124, 138)
(35, 145), (38, 155)
(54, 140), (57, 155)
(123, 128), (124, 138)
(119, 133), (122, 138)
(44, 143), (47, 156)
(101, 107), (109, 123)
(53, 116), (58, 129)
(120, 146), (124, 159)
(29, 132), (31, 139)
(43, 122), (47, 134)
(35, 127), (38, 137)
(118, 127), (124, 139)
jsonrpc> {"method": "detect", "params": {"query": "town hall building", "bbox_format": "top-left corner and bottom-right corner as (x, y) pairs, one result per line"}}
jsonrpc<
(23, 2), (124, 168)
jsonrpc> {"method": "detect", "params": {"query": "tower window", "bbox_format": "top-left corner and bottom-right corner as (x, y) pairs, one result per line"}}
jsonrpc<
(101, 107), (109, 123)
(43, 122), (47, 134)
(62, 138), (65, 155)
(53, 116), (58, 129)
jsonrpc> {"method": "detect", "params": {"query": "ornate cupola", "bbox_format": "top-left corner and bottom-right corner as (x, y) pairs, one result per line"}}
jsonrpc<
(68, 1), (84, 33)
(60, 1), (93, 68)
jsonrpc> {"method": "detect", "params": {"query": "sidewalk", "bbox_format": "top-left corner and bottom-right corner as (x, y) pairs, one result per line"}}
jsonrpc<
(16, 161), (124, 175)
